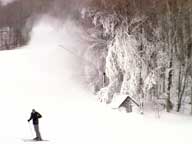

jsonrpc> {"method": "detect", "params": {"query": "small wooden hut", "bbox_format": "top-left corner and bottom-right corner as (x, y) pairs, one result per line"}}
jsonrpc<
(110, 94), (140, 112)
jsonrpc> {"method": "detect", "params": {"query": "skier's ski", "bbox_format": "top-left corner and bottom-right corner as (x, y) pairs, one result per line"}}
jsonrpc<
(22, 139), (49, 142)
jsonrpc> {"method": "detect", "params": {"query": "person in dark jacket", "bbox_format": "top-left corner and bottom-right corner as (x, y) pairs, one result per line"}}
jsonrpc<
(28, 109), (42, 141)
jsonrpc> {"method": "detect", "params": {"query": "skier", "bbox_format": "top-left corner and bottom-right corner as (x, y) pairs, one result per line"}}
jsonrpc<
(28, 109), (42, 141)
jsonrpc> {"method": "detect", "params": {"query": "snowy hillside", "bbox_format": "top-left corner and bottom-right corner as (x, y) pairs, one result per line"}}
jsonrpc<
(0, 18), (192, 144)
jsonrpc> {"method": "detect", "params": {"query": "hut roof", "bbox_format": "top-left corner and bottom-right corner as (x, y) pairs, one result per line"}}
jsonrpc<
(110, 94), (129, 109)
(110, 94), (140, 109)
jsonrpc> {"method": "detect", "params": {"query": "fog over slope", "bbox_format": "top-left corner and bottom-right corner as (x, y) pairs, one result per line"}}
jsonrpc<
(0, 1), (192, 144)
(0, 14), (93, 139)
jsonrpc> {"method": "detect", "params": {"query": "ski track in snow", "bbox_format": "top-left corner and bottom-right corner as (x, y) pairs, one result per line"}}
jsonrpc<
(0, 21), (192, 144)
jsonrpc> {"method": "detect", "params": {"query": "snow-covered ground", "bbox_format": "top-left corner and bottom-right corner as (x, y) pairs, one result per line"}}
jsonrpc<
(0, 18), (192, 144)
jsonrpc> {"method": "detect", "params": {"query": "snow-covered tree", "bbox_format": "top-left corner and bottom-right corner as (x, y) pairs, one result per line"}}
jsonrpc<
(79, 0), (192, 115)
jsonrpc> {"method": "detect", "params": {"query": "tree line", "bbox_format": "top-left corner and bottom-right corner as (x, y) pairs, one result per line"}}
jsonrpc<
(79, 0), (192, 114)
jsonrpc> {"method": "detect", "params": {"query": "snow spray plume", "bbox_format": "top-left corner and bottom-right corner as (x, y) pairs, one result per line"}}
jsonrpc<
(45, 0), (87, 20)
(23, 0), (87, 42)
(28, 14), (90, 87)
(26, 0), (101, 91)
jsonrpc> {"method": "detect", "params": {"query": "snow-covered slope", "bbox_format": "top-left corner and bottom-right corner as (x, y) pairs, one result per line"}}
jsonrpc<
(0, 18), (191, 144)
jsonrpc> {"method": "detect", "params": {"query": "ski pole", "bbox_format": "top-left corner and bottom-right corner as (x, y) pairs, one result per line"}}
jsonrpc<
(28, 122), (34, 138)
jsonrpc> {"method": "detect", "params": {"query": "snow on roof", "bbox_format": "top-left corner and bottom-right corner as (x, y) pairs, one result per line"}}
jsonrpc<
(110, 94), (129, 109)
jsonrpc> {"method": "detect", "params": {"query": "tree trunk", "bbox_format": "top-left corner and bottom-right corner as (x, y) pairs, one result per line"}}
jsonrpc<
(191, 87), (192, 115)
(166, 0), (173, 112)
(166, 67), (172, 112)
(177, 62), (188, 112)
(166, 48), (173, 112)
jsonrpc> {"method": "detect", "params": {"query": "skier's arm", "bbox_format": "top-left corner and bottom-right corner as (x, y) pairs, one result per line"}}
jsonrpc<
(28, 113), (33, 122)
(37, 112), (42, 118)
